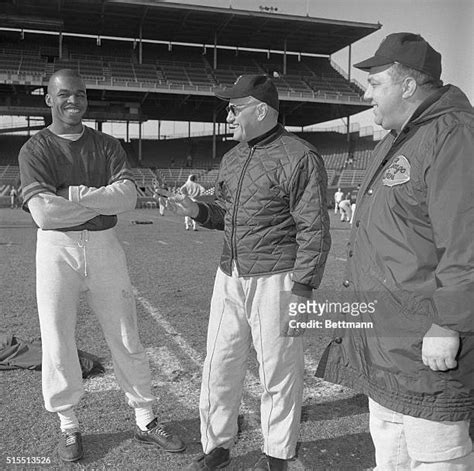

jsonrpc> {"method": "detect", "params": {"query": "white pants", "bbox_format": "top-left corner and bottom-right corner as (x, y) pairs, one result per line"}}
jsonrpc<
(350, 203), (356, 224)
(200, 266), (304, 459)
(369, 399), (473, 470)
(36, 228), (155, 413)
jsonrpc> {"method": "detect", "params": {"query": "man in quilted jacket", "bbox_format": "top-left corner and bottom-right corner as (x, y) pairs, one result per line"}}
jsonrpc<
(169, 75), (331, 470)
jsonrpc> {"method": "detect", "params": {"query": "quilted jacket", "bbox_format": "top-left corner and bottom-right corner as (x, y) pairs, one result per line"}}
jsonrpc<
(318, 85), (474, 421)
(195, 124), (331, 292)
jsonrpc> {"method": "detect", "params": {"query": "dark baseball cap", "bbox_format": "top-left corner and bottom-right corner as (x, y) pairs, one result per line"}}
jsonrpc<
(354, 32), (441, 80)
(214, 74), (279, 111)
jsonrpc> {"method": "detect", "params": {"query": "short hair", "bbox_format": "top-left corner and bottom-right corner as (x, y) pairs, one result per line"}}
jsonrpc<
(47, 69), (85, 94)
(189, 174), (196, 182)
(389, 62), (443, 90)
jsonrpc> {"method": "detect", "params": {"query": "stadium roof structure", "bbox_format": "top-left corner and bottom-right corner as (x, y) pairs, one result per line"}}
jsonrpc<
(0, 0), (382, 127)
(1, 0), (380, 56)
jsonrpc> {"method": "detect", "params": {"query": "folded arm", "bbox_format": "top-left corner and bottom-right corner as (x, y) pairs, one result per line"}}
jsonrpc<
(27, 192), (100, 230)
(67, 179), (137, 214)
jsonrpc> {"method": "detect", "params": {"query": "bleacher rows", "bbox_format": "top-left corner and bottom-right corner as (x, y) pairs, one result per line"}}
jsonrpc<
(0, 47), (363, 99)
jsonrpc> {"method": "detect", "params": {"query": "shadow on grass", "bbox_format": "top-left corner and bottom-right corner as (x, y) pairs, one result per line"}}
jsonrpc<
(80, 431), (132, 464)
(296, 431), (375, 470)
(231, 431), (375, 471)
(302, 393), (369, 422)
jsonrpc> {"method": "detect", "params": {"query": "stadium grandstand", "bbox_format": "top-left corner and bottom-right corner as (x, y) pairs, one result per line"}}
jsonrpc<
(0, 0), (382, 206)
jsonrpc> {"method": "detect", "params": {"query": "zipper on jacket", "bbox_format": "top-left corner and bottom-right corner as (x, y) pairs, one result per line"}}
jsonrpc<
(230, 146), (256, 266)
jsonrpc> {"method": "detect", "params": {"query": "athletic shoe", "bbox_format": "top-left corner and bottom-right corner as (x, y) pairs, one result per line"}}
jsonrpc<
(58, 431), (83, 462)
(134, 418), (185, 452)
(185, 447), (231, 469)
(252, 454), (288, 470)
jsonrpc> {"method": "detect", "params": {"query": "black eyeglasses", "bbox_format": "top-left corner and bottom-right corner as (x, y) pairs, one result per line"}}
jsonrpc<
(225, 101), (258, 116)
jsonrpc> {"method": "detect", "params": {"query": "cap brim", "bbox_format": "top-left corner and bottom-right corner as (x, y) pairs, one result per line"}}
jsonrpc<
(354, 55), (393, 71)
(213, 86), (245, 100)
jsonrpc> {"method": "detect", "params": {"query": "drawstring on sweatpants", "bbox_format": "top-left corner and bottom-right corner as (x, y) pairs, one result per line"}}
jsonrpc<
(77, 231), (89, 277)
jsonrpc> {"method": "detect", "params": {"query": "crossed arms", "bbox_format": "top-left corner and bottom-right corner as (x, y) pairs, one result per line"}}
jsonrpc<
(27, 179), (136, 230)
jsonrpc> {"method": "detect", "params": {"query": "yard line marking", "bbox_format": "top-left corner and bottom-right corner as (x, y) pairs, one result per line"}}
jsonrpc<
(84, 347), (200, 409)
(147, 345), (185, 377)
(133, 287), (205, 367)
(157, 240), (168, 245)
(133, 287), (262, 404)
(334, 257), (347, 262)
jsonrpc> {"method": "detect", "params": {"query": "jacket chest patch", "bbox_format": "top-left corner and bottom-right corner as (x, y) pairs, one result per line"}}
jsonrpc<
(383, 155), (411, 187)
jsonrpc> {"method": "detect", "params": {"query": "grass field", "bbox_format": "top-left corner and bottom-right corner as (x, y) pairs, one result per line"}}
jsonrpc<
(1, 207), (376, 470)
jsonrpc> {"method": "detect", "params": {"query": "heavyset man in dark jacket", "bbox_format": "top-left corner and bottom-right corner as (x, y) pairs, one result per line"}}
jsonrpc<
(170, 75), (331, 470)
(318, 33), (473, 469)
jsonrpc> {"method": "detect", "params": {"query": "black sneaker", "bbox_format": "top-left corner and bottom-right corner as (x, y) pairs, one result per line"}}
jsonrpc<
(185, 447), (231, 470)
(58, 431), (83, 462)
(252, 454), (288, 471)
(134, 418), (185, 453)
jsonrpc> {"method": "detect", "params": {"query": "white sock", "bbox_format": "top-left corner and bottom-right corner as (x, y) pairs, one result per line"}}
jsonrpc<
(135, 406), (155, 431)
(58, 408), (80, 433)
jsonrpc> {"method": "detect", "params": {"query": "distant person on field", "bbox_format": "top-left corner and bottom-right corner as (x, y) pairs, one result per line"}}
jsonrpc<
(9, 186), (18, 208)
(339, 193), (352, 222)
(349, 185), (359, 224)
(180, 174), (205, 231)
(334, 187), (344, 214)
(18, 69), (185, 463)
(153, 182), (168, 216)
(318, 33), (474, 470)
(169, 74), (331, 471)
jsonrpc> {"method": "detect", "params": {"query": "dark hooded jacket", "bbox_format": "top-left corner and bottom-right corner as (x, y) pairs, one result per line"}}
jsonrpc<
(195, 124), (331, 293)
(318, 85), (474, 421)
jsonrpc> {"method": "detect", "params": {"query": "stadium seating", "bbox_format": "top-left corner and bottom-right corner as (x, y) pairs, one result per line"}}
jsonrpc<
(0, 35), (365, 102)
(131, 167), (158, 187)
(0, 165), (20, 186)
(337, 169), (367, 187)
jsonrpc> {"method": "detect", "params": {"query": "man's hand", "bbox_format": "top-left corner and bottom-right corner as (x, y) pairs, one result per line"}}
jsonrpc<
(422, 323), (460, 371)
(285, 293), (309, 337)
(167, 190), (199, 218)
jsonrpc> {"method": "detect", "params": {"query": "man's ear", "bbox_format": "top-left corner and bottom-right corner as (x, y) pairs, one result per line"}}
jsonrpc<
(45, 94), (52, 108)
(256, 103), (267, 121)
(402, 77), (417, 99)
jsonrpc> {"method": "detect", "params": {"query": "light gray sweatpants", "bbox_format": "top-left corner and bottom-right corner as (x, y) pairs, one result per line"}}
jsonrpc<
(36, 228), (155, 413)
